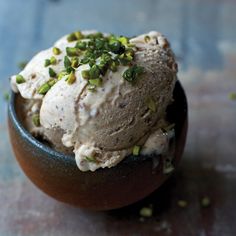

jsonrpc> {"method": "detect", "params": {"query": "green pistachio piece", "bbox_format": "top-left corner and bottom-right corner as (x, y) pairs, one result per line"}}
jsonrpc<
(109, 41), (125, 54)
(144, 35), (151, 43)
(87, 84), (96, 92)
(52, 47), (61, 55)
(3, 92), (10, 101)
(66, 47), (80, 57)
(89, 65), (100, 79)
(86, 32), (103, 39)
(118, 36), (129, 46)
(44, 59), (51, 67)
(76, 41), (87, 50)
(177, 200), (188, 208)
(146, 97), (156, 112)
(81, 70), (90, 80)
(132, 145), (141, 156)
(16, 75), (26, 84)
(67, 71), (76, 85)
(228, 92), (236, 100)
(123, 65), (144, 83)
(50, 56), (57, 65)
(64, 56), (71, 68)
(74, 31), (84, 40)
(89, 78), (102, 87)
(95, 38), (105, 49)
(139, 207), (153, 217)
(66, 67), (75, 74)
(85, 156), (97, 162)
(38, 82), (51, 95)
(32, 114), (40, 127)
(67, 33), (77, 42)
(58, 71), (68, 80)
(48, 67), (57, 77)
(71, 57), (79, 68)
(48, 78), (57, 87)
(109, 61), (117, 72)
(163, 160), (175, 174)
(201, 197), (211, 208)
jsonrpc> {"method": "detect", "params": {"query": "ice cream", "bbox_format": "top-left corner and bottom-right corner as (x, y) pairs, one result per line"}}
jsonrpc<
(11, 30), (178, 171)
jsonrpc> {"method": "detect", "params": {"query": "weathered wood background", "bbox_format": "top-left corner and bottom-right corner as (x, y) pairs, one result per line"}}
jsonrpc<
(0, 0), (236, 235)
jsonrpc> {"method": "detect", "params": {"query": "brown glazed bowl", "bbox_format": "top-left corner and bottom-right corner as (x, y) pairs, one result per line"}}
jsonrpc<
(8, 80), (188, 211)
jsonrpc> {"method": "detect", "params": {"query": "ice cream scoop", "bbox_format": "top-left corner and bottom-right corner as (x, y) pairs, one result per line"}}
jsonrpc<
(11, 30), (178, 171)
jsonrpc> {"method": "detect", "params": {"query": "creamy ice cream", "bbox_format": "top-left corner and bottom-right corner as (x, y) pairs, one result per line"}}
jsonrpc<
(11, 30), (178, 171)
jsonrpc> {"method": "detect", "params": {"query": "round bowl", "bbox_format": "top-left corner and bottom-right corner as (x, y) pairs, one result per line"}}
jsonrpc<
(8, 80), (188, 210)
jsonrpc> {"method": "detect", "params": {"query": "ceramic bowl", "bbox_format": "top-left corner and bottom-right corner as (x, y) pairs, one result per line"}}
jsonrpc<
(8, 80), (187, 210)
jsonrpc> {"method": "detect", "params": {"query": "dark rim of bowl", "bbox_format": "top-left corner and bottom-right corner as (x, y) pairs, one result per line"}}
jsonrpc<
(8, 81), (186, 166)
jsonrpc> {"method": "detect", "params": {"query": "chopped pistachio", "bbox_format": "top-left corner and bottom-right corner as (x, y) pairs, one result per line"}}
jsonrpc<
(228, 92), (236, 100)
(109, 41), (125, 54)
(32, 114), (40, 127)
(50, 56), (57, 65)
(119, 52), (133, 65)
(89, 59), (96, 67)
(66, 47), (80, 57)
(123, 67), (133, 81)
(38, 82), (51, 95)
(48, 67), (57, 77)
(133, 145), (141, 156)
(163, 160), (174, 174)
(3, 92), (10, 101)
(124, 48), (134, 61)
(100, 53), (112, 63)
(52, 47), (61, 55)
(48, 78), (57, 87)
(67, 33), (77, 42)
(64, 56), (71, 68)
(86, 32), (103, 39)
(146, 97), (156, 112)
(88, 40), (95, 49)
(95, 38), (105, 50)
(80, 56), (90, 64)
(16, 75), (26, 84)
(139, 207), (153, 218)
(44, 59), (51, 67)
(66, 67), (75, 74)
(85, 156), (97, 163)
(123, 65), (144, 83)
(89, 78), (102, 87)
(67, 71), (76, 85)
(89, 65), (101, 79)
(82, 70), (90, 80)
(71, 57), (79, 68)
(58, 71), (68, 80)
(201, 197), (211, 208)
(74, 31), (83, 40)
(118, 36), (129, 46)
(109, 61), (117, 72)
(87, 84), (96, 92)
(18, 61), (27, 70)
(144, 35), (151, 43)
(76, 41), (87, 50)
(177, 200), (188, 208)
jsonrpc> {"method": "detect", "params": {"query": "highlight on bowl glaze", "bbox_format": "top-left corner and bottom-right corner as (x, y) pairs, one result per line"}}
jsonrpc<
(8, 81), (188, 210)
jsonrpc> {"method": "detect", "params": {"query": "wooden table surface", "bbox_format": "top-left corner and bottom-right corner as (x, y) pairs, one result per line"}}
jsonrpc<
(0, 0), (236, 235)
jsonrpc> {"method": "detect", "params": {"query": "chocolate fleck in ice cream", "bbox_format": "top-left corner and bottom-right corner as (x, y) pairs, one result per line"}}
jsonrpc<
(11, 30), (178, 171)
